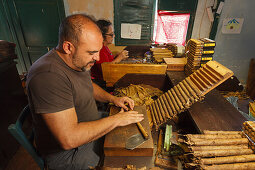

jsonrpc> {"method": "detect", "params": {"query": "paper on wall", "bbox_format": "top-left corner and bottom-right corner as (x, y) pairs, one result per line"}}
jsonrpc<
(222, 18), (244, 34)
(121, 23), (142, 39)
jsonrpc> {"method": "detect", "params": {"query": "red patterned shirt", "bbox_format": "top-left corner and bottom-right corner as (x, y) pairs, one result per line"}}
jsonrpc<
(91, 45), (114, 80)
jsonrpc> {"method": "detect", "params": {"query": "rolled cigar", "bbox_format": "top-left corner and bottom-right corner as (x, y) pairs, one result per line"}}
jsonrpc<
(200, 154), (255, 165)
(202, 66), (221, 81)
(151, 102), (160, 124)
(157, 129), (163, 154)
(157, 99), (167, 120)
(173, 86), (186, 106)
(190, 74), (205, 92)
(176, 84), (190, 106)
(189, 145), (248, 151)
(202, 162), (255, 170)
(199, 67), (217, 84)
(193, 148), (253, 157)
(154, 99), (164, 122)
(186, 134), (243, 140)
(146, 106), (153, 128)
(195, 70), (213, 87)
(197, 70), (214, 86)
(179, 81), (195, 103)
(158, 97), (171, 119)
(203, 130), (242, 135)
(182, 79), (199, 101)
(164, 92), (177, 114)
(167, 90), (180, 112)
(185, 77), (203, 97)
(136, 122), (149, 140)
(192, 73), (207, 89)
(187, 138), (248, 146)
(161, 95), (174, 117)
(149, 105), (156, 127)
(170, 88), (184, 110)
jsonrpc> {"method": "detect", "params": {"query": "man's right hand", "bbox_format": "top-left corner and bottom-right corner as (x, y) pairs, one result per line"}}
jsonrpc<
(112, 108), (144, 127)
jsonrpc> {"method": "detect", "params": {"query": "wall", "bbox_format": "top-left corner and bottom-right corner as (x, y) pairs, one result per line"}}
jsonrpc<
(64, 0), (114, 23)
(213, 0), (255, 85)
(63, 0), (212, 42)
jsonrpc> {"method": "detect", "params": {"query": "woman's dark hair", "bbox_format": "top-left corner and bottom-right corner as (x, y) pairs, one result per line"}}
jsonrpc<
(96, 19), (112, 40)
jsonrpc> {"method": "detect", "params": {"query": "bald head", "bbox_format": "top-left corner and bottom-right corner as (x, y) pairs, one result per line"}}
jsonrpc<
(58, 14), (100, 48)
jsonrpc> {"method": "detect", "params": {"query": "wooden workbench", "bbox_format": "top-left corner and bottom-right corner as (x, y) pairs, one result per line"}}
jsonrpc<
(103, 70), (248, 168)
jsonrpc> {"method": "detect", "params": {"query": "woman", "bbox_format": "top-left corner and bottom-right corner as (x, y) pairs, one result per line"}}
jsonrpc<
(91, 19), (129, 86)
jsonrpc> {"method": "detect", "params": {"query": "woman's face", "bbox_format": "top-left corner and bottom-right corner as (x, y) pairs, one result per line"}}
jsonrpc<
(104, 26), (115, 45)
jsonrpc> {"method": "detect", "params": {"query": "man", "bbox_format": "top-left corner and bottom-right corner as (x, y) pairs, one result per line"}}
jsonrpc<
(26, 14), (144, 170)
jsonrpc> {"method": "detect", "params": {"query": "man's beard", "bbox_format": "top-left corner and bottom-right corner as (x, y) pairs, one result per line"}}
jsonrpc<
(72, 54), (96, 71)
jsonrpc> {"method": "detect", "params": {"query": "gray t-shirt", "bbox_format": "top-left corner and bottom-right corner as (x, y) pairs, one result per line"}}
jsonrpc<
(26, 49), (100, 156)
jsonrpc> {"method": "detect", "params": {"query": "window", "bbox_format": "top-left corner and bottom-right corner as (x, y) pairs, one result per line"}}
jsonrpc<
(154, 11), (190, 45)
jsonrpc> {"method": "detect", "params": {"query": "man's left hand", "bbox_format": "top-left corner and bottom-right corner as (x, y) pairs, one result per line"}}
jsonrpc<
(111, 96), (134, 110)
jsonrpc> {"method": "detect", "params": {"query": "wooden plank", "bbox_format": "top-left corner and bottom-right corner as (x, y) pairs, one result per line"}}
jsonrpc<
(188, 89), (247, 132)
(104, 105), (154, 156)
(102, 63), (167, 87)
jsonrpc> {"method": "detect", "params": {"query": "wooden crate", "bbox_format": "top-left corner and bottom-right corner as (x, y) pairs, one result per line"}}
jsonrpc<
(102, 63), (167, 87)
(163, 58), (187, 71)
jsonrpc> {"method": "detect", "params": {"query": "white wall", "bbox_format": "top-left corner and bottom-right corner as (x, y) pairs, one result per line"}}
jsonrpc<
(64, 0), (114, 23)
(213, 0), (255, 85)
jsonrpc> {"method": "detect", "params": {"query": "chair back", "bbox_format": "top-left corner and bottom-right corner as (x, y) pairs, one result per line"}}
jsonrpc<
(8, 105), (44, 170)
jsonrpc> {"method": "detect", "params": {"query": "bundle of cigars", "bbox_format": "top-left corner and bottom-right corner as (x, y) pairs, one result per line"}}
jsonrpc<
(180, 130), (255, 170)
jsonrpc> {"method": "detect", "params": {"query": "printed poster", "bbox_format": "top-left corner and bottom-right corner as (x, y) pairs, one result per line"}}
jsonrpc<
(222, 18), (244, 34)
(121, 23), (142, 39)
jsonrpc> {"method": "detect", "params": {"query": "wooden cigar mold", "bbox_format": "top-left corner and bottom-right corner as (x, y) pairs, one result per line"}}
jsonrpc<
(149, 61), (233, 130)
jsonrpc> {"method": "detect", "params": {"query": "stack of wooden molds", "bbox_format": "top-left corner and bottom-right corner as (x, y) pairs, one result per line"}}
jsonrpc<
(150, 47), (173, 63)
(167, 43), (178, 57)
(185, 38), (215, 76)
(148, 61), (233, 130)
(182, 130), (255, 170)
(199, 38), (216, 67)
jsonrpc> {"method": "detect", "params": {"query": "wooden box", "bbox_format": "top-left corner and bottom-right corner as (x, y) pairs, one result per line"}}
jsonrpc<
(163, 57), (187, 71)
(102, 63), (167, 87)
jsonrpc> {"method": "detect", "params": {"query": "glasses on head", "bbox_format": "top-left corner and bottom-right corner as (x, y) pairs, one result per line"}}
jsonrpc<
(105, 33), (114, 37)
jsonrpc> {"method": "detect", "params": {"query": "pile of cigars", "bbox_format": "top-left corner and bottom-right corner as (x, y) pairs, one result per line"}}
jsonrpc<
(180, 129), (255, 170)
(150, 47), (174, 63)
(185, 38), (215, 76)
(148, 60), (234, 130)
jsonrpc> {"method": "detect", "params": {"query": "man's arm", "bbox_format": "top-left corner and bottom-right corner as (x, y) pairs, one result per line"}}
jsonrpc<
(41, 107), (143, 150)
(92, 82), (134, 110)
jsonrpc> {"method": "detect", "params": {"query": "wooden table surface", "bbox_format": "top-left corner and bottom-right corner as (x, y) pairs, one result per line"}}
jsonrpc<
(166, 71), (247, 133)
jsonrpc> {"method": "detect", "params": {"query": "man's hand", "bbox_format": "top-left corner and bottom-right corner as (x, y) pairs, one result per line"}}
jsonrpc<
(112, 108), (144, 127)
(111, 96), (134, 110)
